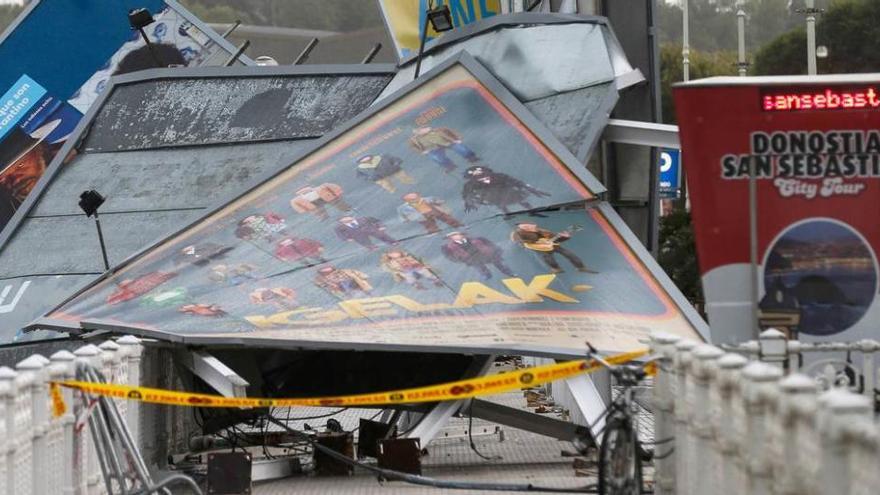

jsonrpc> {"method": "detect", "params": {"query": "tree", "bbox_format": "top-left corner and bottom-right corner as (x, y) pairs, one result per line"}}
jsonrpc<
(659, 44), (737, 124)
(658, 209), (704, 305)
(754, 0), (880, 75)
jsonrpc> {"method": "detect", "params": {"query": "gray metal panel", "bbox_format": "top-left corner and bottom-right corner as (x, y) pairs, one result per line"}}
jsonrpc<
(524, 82), (618, 163)
(31, 141), (313, 217)
(0, 210), (205, 277)
(381, 23), (616, 102)
(83, 74), (393, 152)
(0, 274), (96, 344)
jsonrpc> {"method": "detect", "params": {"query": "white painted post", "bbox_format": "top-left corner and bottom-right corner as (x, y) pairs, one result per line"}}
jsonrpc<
(73, 344), (102, 495)
(714, 353), (748, 494)
(857, 339), (878, 398)
(12, 361), (35, 495)
(0, 367), (16, 494)
(673, 340), (697, 495)
(117, 335), (143, 449)
(689, 345), (724, 494)
(16, 355), (50, 495)
(741, 362), (783, 495)
(817, 389), (873, 495)
(775, 374), (818, 495)
(50, 350), (78, 495)
(650, 332), (680, 495)
(758, 328), (788, 369)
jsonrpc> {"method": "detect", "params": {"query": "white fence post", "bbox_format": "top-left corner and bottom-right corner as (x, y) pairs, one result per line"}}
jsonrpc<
(50, 350), (78, 495)
(758, 328), (788, 369)
(673, 339), (697, 495)
(16, 355), (49, 495)
(713, 353), (747, 495)
(650, 332), (680, 495)
(817, 389), (873, 495)
(690, 345), (724, 494)
(73, 344), (103, 495)
(742, 361), (783, 495)
(117, 335), (143, 449)
(0, 367), (16, 494)
(11, 360), (35, 495)
(775, 373), (818, 495)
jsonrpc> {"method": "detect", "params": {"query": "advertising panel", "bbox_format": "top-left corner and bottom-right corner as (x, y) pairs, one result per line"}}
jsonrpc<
(378, 0), (501, 59)
(42, 58), (703, 356)
(0, 1), (244, 231)
(658, 148), (680, 199)
(675, 77), (880, 344)
(0, 75), (81, 228)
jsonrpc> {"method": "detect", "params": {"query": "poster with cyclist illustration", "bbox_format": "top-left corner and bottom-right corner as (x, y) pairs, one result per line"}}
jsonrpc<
(42, 56), (704, 356)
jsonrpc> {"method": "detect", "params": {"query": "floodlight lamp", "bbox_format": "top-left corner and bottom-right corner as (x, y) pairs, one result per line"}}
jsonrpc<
(427, 5), (454, 33)
(79, 190), (106, 218)
(128, 8), (155, 31)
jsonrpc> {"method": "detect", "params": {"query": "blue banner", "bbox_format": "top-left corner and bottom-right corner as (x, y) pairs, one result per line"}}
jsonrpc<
(659, 148), (681, 199)
(0, 75), (46, 141)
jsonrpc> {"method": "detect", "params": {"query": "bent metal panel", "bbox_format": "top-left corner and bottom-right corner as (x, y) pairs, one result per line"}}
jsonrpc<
(43, 60), (703, 356)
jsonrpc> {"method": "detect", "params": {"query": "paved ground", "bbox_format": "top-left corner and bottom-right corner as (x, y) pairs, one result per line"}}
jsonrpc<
(252, 390), (602, 494)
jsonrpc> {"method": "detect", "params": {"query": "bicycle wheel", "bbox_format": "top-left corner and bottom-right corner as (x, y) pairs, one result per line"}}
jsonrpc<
(598, 416), (643, 495)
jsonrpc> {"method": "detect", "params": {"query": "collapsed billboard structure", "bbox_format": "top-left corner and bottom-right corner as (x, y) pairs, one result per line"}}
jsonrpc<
(28, 53), (704, 357)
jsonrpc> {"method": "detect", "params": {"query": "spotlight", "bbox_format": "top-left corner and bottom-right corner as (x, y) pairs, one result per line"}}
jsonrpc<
(78, 190), (105, 218)
(427, 5), (453, 33)
(414, 3), (454, 79)
(79, 190), (110, 271)
(128, 8), (155, 31)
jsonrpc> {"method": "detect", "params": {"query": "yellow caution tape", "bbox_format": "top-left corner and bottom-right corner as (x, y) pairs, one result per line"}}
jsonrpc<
(49, 382), (66, 418)
(49, 349), (649, 415)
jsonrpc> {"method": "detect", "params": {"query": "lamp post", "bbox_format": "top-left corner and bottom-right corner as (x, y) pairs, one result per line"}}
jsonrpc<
(737, 9), (748, 77)
(413, 3), (454, 80)
(682, 0), (690, 82)
(79, 190), (110, 271)
(798, 0), (823, 75)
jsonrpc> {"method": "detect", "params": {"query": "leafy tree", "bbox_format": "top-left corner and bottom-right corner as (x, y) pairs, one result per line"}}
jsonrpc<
(754, 0), (880, 75)
(658, 209), (704, 305)
(659, 43), (737, 124)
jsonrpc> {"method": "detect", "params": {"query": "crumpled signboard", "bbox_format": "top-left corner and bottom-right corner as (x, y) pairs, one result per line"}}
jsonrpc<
(40, 55), (704, 356)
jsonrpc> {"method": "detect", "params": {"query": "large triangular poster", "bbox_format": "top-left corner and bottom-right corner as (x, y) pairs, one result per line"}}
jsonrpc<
(37, 54), (706, 356)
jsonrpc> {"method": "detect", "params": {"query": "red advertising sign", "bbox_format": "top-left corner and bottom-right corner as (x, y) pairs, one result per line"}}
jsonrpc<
(675, 77), (880, 344)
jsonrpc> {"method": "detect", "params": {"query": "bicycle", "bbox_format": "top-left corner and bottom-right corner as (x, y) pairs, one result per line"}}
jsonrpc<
(586, 343), (651, 495)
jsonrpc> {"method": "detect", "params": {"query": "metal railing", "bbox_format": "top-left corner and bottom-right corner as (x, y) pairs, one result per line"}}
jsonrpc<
(0, 336), (154, 495)
(651, 330), (880, 495)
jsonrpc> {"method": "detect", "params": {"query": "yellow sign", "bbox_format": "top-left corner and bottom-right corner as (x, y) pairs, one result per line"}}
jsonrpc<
(378, 0), (502, 58)
(50, 349), (649, 415)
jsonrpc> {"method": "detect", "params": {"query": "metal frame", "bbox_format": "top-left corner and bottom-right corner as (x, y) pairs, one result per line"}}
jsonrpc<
(25, 50), (709, 352)
(603, 119), (680, 150)
(470, 398), (593, 444)
(0, 63), (397, 254)
(164, 0), (256, 66)
(173, 349), (249, 397)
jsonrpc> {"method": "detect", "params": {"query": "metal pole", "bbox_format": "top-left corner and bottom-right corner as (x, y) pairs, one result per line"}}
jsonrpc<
(293, 38), (319, 65)
(361, 43), (383, 64)
(414, 16), (431, 79)
(806, 0), (817, 75)
(220, 20), (241, 38)
(682, 0), (690, 81)
(224, 40), (250, 67)
(136, 28), (162, 68)
(748, 156), (760, 339)
(93, 213), (110, 271)
(737, 9), (747, 76)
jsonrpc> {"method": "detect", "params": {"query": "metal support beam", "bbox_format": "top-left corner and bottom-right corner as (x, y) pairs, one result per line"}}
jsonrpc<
(603, 119), (680, 149)
(401, 355), (494, 445)
(559, 372), (609, 446)
(175, 350), (249, 397)
(470, 398), (593, 446)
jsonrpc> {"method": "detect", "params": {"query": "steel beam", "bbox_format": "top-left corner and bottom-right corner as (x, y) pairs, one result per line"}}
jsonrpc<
(603, 118), (680, 149)
(174, 350), (249, 397)
(469, 398), (593, 445)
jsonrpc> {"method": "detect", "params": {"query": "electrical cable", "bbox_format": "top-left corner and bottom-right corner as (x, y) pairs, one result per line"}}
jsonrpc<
(266, 415), (598, 493)
(467, 401), (502, 461)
